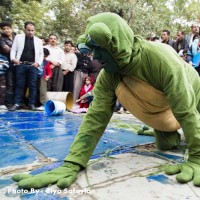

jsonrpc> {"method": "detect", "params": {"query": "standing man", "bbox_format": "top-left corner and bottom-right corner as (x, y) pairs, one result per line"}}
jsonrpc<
(0, 22), (15, 109)
(44, 34), (64, 91)
(161, 29), (174, 47)
(73, 51), (91, 101)
(173, 31), (189, 53)
(9, 21), (43, 111)
(185, 23), (199, 47)
(62, 40), (77, 93)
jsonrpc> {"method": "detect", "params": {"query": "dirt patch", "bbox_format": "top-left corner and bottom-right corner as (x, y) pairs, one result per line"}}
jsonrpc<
(135, 143), (156, 151)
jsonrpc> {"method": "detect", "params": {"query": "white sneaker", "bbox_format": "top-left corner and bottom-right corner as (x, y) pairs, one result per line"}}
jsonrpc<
(0, 105), (8, 110)
(36, 105), (44, 111)
(117, 107), (125, 114)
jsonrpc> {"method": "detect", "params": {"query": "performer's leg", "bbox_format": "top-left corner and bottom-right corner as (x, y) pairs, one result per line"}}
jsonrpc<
(154, 130), (181, 150)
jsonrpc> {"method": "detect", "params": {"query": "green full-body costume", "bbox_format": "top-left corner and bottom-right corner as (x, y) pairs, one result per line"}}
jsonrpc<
(13, 12), (200, 188)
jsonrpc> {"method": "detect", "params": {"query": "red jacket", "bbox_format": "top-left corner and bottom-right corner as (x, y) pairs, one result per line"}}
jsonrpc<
(79, 83), (94, 108)
(43, 61), (52, 79)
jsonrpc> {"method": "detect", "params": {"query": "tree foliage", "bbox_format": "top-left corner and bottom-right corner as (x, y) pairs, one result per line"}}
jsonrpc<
(0, 0), (12, 21)
(0, 0), (199, 42)
(10, 0), (50, 37)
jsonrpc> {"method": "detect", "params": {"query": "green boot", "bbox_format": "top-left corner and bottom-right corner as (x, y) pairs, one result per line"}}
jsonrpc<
(154, 130), (181, 150)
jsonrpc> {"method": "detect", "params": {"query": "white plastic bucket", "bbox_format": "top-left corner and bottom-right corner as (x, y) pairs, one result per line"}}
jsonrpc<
(44, 100), (66, 116)
(46, 92), (74, 110)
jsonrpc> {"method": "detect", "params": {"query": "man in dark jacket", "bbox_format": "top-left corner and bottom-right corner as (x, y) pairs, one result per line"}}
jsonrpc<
(173, 31), (189, 53)
(161, 29), (174, 47)
(0, 21), (15, 108)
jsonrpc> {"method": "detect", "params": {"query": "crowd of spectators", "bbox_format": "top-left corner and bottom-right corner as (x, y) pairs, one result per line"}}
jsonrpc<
(147, 23), (200, 70)
(0, 21), (199, 112)
(0, 21), (103, 111)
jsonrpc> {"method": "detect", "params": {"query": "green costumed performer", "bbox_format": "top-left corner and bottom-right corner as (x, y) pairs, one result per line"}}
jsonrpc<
(13, 12), (200, 188)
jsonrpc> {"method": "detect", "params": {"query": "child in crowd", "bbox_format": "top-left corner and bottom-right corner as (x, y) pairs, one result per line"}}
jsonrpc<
(179, 49), (188, 61)
(76, 76), (94, 108)
(37, 48), (52, 111)
(70, 76), (94, 114)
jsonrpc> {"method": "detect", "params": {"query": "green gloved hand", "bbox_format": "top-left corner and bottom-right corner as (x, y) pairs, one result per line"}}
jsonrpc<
(137, 129), (155, 136)
(165, 160), (200, 186)
(12, 162), (81, 189)
(137, 125), (155, 136)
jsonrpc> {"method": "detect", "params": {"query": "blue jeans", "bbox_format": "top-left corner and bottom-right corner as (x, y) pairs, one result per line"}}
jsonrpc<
(86, 96), (93, 104)
(14, 64), (38, 105)
(5, 64), (15, 105)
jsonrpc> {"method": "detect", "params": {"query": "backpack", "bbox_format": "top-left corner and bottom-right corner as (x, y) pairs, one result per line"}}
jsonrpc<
(0, 55), (9, 76)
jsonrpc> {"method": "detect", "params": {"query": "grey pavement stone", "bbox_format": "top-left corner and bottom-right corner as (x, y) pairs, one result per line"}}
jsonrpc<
(76, 153), (166, 188)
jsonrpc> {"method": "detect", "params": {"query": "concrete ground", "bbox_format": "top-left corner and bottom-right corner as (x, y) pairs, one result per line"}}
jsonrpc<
(0, 109), (199, 200)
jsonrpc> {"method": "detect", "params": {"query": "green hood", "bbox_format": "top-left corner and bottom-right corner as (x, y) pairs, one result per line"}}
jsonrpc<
(78, 12), (137, 68)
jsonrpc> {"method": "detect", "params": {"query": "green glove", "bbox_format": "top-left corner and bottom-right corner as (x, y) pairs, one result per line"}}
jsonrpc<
(12, 162), (81, 189)
(142, 125), (150, 131)
(137, 129), (155, 136)
(165, 160), (200, 186)
(137, 125), (155, 136)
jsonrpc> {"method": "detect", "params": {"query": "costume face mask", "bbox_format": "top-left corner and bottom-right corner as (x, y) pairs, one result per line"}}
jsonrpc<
(77, 39), (119, 73)
(93, 47), (119, 73)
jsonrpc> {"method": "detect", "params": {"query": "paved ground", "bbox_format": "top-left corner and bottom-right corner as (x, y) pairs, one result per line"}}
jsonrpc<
(0, 109), (199, 200)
